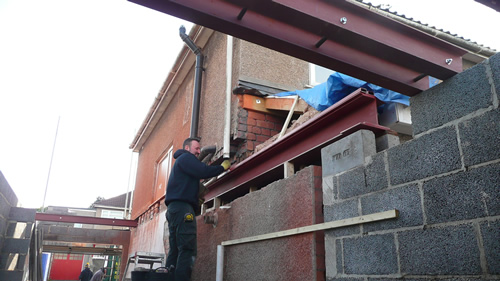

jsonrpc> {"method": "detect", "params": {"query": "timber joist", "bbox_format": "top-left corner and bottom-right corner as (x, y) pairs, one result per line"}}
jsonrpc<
(129, 0), (467, 96)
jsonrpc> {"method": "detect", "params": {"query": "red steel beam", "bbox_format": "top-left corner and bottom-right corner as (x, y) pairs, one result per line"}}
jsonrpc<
(128, 0), (467, 96)
(35, 213), (138, 227)
(204, 89), (389, 201)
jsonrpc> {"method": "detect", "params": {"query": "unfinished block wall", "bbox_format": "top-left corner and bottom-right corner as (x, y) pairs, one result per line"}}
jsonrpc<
(322, 54), (500, 280)
(193, 165), (325, 281)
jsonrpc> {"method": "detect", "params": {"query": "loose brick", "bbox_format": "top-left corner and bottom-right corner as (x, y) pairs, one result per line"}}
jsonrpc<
(388, 126), (461, 185)
(411, 62), (492, 135)
(343, 234), (398, 275)
(423, 163), (500, 224)
(480, 219), (500, 274)
(361, 184), (423, 232)
(399, 224), (481, 275)
(459, 108), (500, 166)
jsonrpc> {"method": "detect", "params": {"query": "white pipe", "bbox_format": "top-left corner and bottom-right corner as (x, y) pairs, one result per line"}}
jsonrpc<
(216, 245), (224, 281)
(279, 95), (299, 138)
(223, 35), (233, 158)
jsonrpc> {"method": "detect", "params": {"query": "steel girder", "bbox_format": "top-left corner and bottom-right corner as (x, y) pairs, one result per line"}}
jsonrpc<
(35, 213), (138, 227)
(203, 89), (388, 202)
(128, 0), (467, 96)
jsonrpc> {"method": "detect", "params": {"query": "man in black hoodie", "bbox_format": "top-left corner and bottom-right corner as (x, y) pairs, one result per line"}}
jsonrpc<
(165, 137), (230, 281)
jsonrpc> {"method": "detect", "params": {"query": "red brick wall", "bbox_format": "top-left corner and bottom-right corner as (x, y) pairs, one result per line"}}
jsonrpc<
(233, 108), (284, 163)
(192, 165), (324, 281)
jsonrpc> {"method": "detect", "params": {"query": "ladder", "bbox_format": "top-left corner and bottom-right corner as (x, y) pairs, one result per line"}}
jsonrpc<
(120, 252), (165, 281)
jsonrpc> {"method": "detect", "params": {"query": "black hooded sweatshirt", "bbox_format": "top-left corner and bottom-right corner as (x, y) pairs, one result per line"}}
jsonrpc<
(165, 149), (224, 209)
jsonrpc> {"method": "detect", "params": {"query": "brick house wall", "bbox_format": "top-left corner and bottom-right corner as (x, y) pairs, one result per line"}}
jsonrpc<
(322, 53), (500, 279)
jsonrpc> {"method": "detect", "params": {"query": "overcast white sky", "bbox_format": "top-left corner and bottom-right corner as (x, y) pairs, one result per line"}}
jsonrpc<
(0, 0), (498, 210)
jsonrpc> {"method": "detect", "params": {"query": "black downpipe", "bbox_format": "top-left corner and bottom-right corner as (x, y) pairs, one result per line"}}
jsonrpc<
(180, 25), (204, 138)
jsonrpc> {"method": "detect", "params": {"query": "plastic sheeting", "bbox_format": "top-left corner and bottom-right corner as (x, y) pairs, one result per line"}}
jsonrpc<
(276, 72), (410, 111)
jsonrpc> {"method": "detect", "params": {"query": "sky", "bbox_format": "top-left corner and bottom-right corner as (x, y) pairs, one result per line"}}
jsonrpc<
(0, 0), (498, 210)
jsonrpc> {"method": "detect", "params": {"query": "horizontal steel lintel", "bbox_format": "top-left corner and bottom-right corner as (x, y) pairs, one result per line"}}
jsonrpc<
(42, 244), (123, 255)
(128, 0), (466, 96)
(35, 213), (138, 227)
(204, 88), (389, 201)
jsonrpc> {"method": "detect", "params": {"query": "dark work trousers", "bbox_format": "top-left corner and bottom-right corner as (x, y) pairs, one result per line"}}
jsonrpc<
(166, 201), (197, 281)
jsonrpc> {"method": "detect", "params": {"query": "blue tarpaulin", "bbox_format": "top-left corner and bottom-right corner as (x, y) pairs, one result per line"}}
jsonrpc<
(276, 72), (410, 111)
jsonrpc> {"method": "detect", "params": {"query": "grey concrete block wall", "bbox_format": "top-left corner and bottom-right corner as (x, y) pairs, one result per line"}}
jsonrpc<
(410, 63), (493, 135)
(323, 54), (500, 280)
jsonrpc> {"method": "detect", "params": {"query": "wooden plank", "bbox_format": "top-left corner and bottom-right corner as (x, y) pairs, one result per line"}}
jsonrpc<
(239, 94), (307, 114)
(221, 209), (398, 246)
(266, 97), (307, 113)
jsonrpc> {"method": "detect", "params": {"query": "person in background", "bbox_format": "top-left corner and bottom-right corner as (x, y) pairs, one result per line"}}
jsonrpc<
(89, 267), (106, 281)
(165, 137), (231, 281)
(79, 263), (93, 281)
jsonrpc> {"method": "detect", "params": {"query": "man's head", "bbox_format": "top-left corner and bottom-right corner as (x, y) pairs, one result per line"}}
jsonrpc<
(85, 263), (89, 268)
(183, 137), (201, 157)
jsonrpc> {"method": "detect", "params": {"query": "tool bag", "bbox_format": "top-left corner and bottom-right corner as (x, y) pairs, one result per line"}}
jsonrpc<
(131, 267), (169, 281)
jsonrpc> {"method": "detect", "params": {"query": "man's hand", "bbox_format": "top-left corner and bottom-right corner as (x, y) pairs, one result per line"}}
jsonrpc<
(221, 159), (231, 170)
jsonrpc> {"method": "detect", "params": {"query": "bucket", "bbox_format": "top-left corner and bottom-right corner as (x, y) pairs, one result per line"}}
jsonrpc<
(131, 267), (169, 281)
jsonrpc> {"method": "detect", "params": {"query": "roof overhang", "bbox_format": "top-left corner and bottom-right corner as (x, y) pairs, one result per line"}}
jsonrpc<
(128, 0), (467, 96)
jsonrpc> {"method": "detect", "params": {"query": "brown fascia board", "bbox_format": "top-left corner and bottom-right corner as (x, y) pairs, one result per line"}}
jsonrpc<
(129, 25), (215, 152)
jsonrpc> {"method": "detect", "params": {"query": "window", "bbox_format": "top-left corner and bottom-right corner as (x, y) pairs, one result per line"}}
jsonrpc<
(310, 64), (335, 85)
(154, 146), (173, 198)
(69, 254), (83, 260)
(101, 210), (124, 219)
(54, 253), (67, 260)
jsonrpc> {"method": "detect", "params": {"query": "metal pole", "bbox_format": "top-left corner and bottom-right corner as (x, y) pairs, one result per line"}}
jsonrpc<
(42, 116), (60, 211)
(216, 245), (224, 281)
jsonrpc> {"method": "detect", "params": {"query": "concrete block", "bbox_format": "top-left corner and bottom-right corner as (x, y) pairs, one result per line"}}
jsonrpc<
(375, 133), (400, 152)
(411, 62), (492, 135)
(1, 238), (30, 254)
(0, 171), (18, 209)
(388, 126), (461, 185)
(459, 108), (500, 166)
(343, 234), (398, 274)
(480, 219), (500, 274)
(325, 235), (339, 278)
(399, 225), (481, 275)
(361, 184), (423, 232)
(488, 53), (500, 101)
(423, 163), (500, 224)
(8, 207), (36, 223)
(338, 167), (366, 199)
(321, 130), (376, 177)
(365, 153), (388, 193)
(322, 175), (337, 205)
(324, 199), (360, 237)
